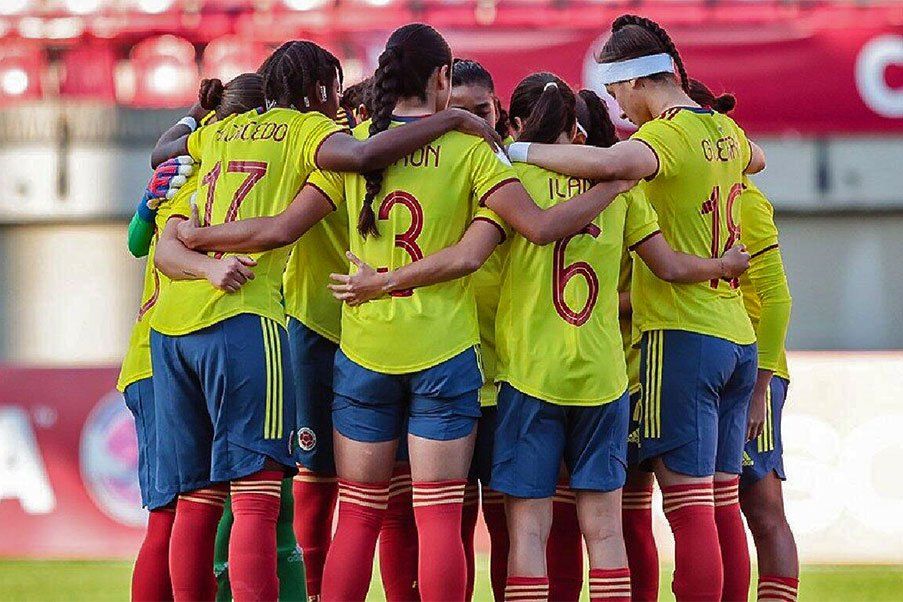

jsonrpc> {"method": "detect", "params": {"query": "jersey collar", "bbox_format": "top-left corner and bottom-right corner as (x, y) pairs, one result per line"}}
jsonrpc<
(391, 114), (431, 122)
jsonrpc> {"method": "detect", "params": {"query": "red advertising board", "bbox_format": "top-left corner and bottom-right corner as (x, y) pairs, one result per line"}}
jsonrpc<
(0, 367), (144, 558)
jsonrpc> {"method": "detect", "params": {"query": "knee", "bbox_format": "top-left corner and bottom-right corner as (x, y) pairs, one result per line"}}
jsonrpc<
(742, 500), (788, 540)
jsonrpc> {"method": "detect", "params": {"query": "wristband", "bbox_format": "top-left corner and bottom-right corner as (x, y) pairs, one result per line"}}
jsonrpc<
(136, 192), (156, 222)
(507, 142), (531, 163)
(177, 116), (198, 132)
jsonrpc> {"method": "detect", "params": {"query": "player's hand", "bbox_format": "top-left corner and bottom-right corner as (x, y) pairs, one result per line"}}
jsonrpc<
(448, 108), (504, 153)
(147, 156), (194, 200)
(720, 244), (750, 279)
(205, 256), (257, 294)
(328, 252), (389, 306)
(746, 383), (767, 442)
(176, 204), (202, 249)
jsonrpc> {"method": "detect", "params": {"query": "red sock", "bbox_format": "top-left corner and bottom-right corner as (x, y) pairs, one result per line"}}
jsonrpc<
(547, 485), (582, 602)
(293, 467), (337, 597)
(482, 487), (509, 602)
(321, 479), (389, 601)
(504, 576), (548, 601)
(229, 471), (282, 601)
(132, 506), (175, 602)
(412, 480), (467, 601)
(622, 485), (659, 602)
(714, 477), (750, 602)
(661, 482), (722, 602)
(757, 575), (799, 602)
(461, 481), (480, 600)
(169, 486), (228, 601)
(380, 465), (420, 602)
(588, 567), (631, 602)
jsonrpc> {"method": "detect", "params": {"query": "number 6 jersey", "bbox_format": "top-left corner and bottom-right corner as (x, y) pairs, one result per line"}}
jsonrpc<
(308, 117), (514, 375)
(629, 106), (756, 346)
(495, 165), (659, 406)
(151, 107), (342, 336)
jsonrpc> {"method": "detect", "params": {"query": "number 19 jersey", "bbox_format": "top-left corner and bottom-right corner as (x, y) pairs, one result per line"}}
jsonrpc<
(495, 164), (659, 406)
(629, 107), (755, 345)
(151, 108), (342, 336)
(308, 118), (515, 374)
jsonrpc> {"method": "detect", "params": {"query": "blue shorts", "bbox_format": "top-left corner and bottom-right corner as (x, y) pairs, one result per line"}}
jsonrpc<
(332, 347), (483, 443)
(491, 383), (629, 498)
(122, 378), (176, 510)
(469, 405), (498, 484)
(287, 318), (339, 476)
(741, 376), (789, 489)
(637, 330), (757, 477)
(626, 390), (646, 470)
(151, 313), (297, 493)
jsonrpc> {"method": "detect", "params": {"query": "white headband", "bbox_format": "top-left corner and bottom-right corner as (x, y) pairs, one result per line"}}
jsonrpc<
(598, 53), (674, 85)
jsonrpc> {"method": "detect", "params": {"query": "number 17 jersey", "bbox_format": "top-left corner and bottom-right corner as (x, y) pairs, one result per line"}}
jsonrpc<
(151, 107), (342, 336)
(308, 118), (514, 375)
(629, 107), (755, 345)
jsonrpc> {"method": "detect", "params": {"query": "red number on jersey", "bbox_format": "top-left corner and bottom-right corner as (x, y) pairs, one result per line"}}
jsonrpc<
(701, 183), (743, 289)
(552, 223), (602, 326)
(377, 191), (425, 298)
(200, 160), (269, 258)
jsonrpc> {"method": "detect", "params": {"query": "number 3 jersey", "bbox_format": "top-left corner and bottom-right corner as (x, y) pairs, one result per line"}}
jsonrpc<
(495, 164), (659, 406)
(629, 106), (756, 346)
(151, 107), (343, 336)
(308, 118), (514, 375)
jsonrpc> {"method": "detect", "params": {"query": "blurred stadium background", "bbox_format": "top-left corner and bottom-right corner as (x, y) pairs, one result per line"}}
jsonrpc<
(0, 0), (901, 599)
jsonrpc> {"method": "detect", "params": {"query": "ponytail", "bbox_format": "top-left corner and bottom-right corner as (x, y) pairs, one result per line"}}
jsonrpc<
(198, 74), (265, 121)
(360, 46), (403, 238)
(577, 89), (619, 148)
(509, 73), (576, 145)
(687, 78), (737, 114)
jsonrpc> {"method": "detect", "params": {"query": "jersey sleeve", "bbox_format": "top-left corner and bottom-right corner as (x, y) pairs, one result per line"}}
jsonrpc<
(307, 169), (346, 210)
(739, 180), (780, 258)
(186, 126), (209, 162)
(623, 188), (661, 250)
(157, 174), (198, 227)
(747, 248), (792, 373)
(630, 119), (683, 180)
(734, 120), (753, 172)
(291, 112), (344, 173)
(469, 140), (519, 207)
(472, 205), (511, 243)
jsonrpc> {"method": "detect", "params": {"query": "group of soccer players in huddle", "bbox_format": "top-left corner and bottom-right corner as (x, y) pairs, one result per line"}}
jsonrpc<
(118, 13), (799, 602)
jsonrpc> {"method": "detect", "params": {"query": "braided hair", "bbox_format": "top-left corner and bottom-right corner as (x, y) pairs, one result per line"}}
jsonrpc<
(687, 78), (737, 114)
(508, 72), (576, 145)
(451, 58), (510, 140)
(359, 23), (452, 238)
(597, 14), (689, 92)
(576, 89), (619, 148)
(257, 40), (343, 110)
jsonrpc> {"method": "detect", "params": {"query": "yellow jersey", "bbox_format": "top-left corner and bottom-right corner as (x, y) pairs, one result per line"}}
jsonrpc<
(473, 245), (508, 406)
(739, 179), (791, 380)
(151, 108), (342, 336)
(629, 106), (756, 345)
(309, 117), (515, 374)
(495, 164), (659, 406)
(618, 244), (641, 396)
(117, 175), (198, 391)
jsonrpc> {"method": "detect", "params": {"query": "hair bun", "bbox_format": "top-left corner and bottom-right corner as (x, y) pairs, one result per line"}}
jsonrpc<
(199, 78), (225, 111)
(543, 81), (559, 92)
(712, 93), (737, 114)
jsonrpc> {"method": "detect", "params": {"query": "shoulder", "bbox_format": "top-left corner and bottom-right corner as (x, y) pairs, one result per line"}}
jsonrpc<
(351, 120), (371, 140)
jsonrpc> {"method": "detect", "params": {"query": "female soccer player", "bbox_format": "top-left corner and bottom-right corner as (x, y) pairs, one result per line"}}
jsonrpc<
(688, 78), (799, 602)
(504, 15), (766, 601)
(149, 39), (504, 602)
(119, 75), (272, 602)
(449, 57), (512, 601)
(328, 71), (748, 602)
(172, 24), (633, 600)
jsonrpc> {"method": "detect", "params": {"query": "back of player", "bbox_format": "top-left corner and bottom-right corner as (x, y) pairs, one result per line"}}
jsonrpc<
(311, 24), (513, 602)
(150, 82), (343, 601)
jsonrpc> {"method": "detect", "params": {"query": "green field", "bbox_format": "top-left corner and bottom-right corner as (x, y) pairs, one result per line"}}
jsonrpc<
(1, 560), (902, 601)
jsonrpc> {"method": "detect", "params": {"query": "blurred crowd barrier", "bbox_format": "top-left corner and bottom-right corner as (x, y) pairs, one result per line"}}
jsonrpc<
(1, 351), (902, 561)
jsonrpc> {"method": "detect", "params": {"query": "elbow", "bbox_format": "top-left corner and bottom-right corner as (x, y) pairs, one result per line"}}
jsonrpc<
(271, 222), (298, 249)
(650, 262), (680, 283)
(522, 224), (556, 246)
(457, 254), (485, 275)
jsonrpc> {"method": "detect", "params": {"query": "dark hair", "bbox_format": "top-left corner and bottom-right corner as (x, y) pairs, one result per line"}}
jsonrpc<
(576, 89), (619, 148)
(199, 74), (265, 121)
(687, 78), (737, 114)
(452, 58), (509, 139)
(257, 40), (343, 110)
(342, 77), (373, 115)
(597, 14), (689, 92)
(359, 23), (452, 238)
(508, 72), (576, 144)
